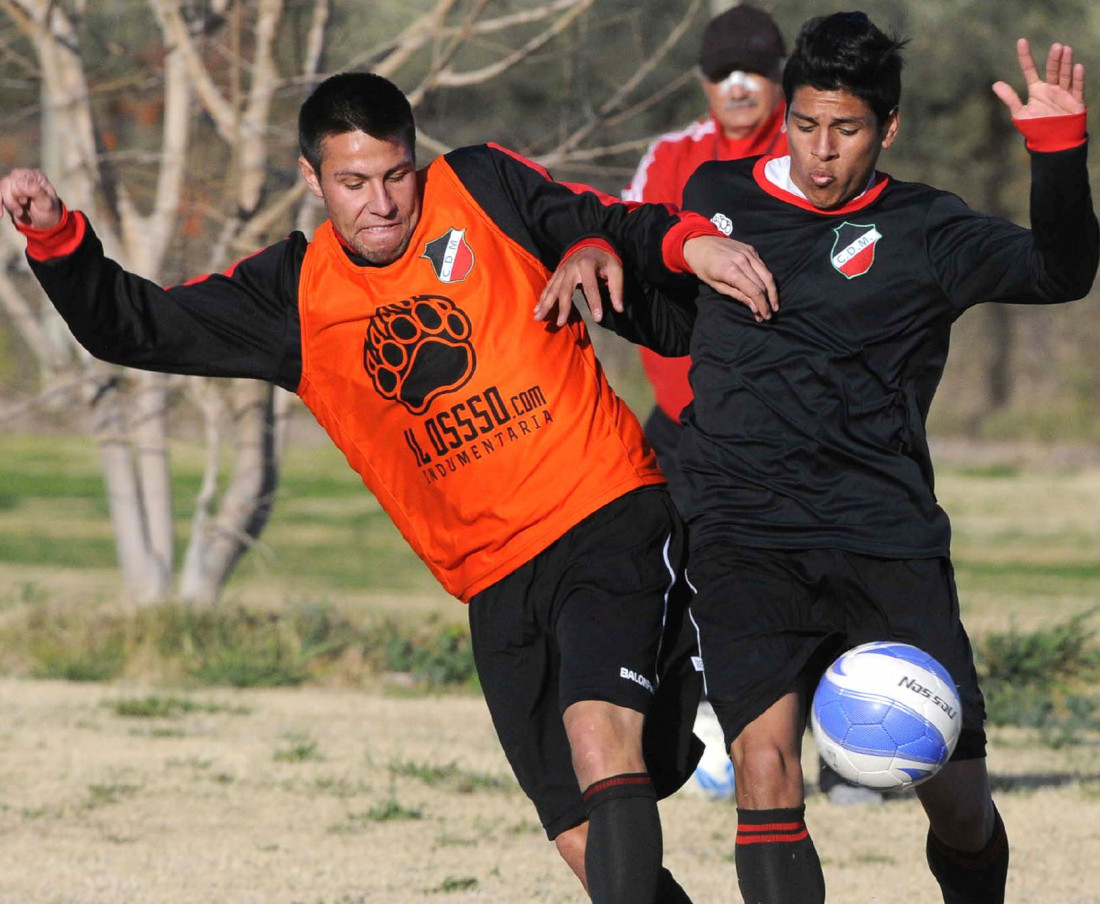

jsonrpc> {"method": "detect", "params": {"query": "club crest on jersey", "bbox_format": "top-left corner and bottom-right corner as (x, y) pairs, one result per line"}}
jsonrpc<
(422, 228), (475, 283)
(830, 222), (882, 279)
(363, 294), (476, 415)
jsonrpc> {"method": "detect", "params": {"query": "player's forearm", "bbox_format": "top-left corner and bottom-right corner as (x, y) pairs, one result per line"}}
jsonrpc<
(597, 273), (697, 355)
(25, 214), (295, 384)
(1027, 141), (1099, 302)
(1021, 112), (1099, 302)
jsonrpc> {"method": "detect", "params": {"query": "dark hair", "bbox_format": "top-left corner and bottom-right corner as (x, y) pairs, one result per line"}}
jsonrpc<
(298, 72), (416, 173)
(782, 12), (907, 124)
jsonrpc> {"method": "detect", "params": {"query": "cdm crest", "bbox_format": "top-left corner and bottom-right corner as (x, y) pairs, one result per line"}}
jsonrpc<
(830, 222), (881, 279)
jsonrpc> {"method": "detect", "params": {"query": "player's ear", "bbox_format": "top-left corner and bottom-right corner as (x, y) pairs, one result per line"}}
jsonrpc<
(298, 156), (324, 199)
(880, 107), (900, 150)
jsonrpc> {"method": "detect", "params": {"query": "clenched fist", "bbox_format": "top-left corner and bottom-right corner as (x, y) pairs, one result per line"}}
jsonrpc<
(0, 168), (63, 230)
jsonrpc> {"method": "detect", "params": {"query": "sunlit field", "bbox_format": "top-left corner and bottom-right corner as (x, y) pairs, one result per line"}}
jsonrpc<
(0, 429), (1098, 903)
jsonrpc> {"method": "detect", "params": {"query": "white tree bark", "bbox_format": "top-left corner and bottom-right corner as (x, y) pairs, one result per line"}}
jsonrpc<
(2, 0), (705, 606)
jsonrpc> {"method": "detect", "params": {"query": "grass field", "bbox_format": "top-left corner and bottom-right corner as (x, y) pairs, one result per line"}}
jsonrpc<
(0, 429), (1097, 902)
(3, 429), (1099, 631)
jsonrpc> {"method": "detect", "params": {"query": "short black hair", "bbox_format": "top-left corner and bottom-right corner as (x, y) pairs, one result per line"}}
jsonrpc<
(298, 72), (416, 173)
(782, 12), (907, 124)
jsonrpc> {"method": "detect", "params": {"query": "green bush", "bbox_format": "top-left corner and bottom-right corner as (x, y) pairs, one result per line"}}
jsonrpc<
(0, 599), (476, 691)
(974, 606), (1100, 745)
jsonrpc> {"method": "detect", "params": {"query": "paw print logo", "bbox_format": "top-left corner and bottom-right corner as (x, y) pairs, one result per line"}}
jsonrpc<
(711, 213), (733, 236)
(363, 294), (476, 414)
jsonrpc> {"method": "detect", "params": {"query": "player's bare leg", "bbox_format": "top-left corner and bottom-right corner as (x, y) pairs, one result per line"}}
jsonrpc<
(563, 699), (690, 904)
(554, 821), (589, 888)
(729, 690), (805, 808)
(916, 758), (1008, 904)
(728, 690), (824, 904)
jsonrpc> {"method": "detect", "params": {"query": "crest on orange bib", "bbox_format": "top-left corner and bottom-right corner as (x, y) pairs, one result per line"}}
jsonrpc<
(422, 228), (475, 283)
(830, 222), (881, 279)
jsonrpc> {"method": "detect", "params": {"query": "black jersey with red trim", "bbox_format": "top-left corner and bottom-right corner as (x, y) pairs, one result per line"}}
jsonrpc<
(675, 143), (1097, 558)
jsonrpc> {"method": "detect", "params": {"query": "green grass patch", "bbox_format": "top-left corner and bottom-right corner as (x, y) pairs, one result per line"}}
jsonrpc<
(363, 797), (423, 822)
(105, 695), (251, 718)
(975, 606), (1100, 746)
(429, 876), (478, 893)
(85, 783), (142, 809)
(274, 732), (323, 763)
(958, 561), (1100, 581)
(0, 431), (441, 596)
(0, 534), (121, 570)
(0, 599), (477, 690)
(955, 463), (1020, 479)
(388, 759), (513, 794)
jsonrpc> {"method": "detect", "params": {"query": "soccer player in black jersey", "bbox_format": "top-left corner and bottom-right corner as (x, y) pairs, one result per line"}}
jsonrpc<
(541, 11), (1098, 904)
(678, 15), (1096, 904)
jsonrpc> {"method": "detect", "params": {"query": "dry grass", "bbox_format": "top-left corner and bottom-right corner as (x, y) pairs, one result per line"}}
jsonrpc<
(0, 678), (1097, 904)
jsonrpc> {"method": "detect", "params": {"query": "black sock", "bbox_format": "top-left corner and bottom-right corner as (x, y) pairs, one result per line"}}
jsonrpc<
(926, 805), (1009, 904)
(656, 866), (694, 904)
(583, 773), (662, 904)
(735, 806), (825, 904)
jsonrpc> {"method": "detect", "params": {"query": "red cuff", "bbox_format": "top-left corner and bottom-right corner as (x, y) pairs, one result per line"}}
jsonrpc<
(661, 212), (724, 274)
(17, 205), (86, 261)
(1013, 109), (1088, 152)
(559, 236), (621, 264)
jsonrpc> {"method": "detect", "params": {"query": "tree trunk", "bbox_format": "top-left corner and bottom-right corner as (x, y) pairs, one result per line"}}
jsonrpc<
(179, 381), (287, 605)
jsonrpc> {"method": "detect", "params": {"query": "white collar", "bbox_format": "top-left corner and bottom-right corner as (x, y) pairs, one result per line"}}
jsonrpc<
(762, 156), (876, 203)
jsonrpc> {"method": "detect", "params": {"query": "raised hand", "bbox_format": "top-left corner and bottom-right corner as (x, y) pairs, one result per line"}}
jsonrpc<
(992, 39), (1086, 119)
(0, 168), (63, 230)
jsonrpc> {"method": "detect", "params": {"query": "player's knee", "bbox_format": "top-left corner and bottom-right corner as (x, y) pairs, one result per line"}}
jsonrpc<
(563, 701), (645, 785)
(927, 793), (994, 850)
(731, 738), (803, 806)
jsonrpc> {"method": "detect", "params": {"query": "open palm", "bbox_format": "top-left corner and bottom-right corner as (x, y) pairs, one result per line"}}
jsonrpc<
(992, 39), (1086, 119)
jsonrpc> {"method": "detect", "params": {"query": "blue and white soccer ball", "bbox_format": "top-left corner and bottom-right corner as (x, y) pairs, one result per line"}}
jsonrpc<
(811, 641), (962, 791)
(690, 701), (736, 800)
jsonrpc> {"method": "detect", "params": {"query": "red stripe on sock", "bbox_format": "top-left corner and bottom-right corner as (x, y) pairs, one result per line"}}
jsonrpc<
(736, 828), (810, 845)
(582, 774), (652, 801)
(738, 821), (804, 834)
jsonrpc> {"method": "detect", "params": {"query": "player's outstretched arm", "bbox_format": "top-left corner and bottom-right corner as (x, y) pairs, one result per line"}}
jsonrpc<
(536, 233), (778, 327)
(0, 168), (63, 230)
(992, 39), (1086, 119)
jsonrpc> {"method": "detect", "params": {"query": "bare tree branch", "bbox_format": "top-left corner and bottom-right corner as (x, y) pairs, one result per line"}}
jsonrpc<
(152, 0), (238, 143)
(425, 0), (595, 91)
(370, 0), (460, 81)
(0, 261), (66, 369)
(301, 0), (329, 77)
(540, 0), (702, 166)
(348, 0), (589, 74)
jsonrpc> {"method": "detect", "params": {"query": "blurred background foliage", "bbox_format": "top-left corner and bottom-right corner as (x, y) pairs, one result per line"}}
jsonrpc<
(1, 0), (1099, 438)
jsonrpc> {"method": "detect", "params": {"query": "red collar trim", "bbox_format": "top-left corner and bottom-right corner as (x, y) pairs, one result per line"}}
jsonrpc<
(752, 156), (890, 214)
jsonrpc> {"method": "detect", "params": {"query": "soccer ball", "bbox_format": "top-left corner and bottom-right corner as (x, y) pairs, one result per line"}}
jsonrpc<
(811, 641), (962, 791)
(689, 701), (736, 800)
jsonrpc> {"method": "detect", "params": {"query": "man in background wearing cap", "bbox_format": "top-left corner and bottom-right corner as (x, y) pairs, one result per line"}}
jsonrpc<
(623, 3), (882, 810)
(623, 3), (788, 518)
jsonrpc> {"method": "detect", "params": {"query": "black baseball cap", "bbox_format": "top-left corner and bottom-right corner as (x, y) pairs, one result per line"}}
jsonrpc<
(699, 4), (786, 81)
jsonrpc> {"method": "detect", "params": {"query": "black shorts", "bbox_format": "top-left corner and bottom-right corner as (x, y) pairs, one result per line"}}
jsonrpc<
(469, 486), (703, 840)
(686, 543), (987, 760)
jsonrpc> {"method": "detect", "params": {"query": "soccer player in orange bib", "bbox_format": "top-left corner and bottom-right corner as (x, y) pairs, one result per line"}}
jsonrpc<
(2, 72), (777, 904)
